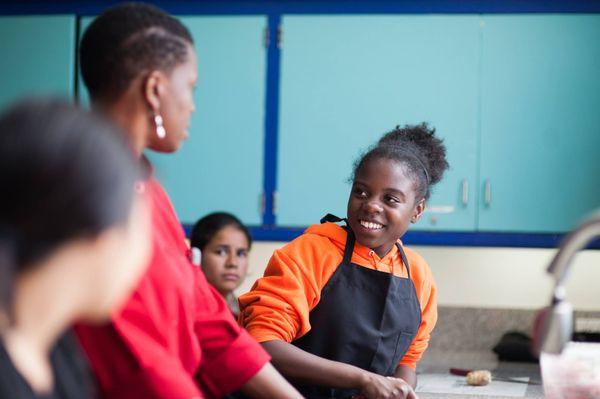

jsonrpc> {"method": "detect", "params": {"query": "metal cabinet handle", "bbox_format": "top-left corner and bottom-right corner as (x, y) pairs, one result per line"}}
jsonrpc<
(260, 192), (278, 216)
(260, 192), (265, 216)
(461, 179), (469, 206)
(484, 179), (491, 207)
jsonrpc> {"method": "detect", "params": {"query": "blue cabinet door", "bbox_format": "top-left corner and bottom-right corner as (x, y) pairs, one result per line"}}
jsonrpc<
(78, 16), (267, 225)
(0, 16), (75, 108)
(276, 15), (480, 230)
(479, 15), (600, 232)
(151, 16), (267, 225)
(77, 17), (92, 106)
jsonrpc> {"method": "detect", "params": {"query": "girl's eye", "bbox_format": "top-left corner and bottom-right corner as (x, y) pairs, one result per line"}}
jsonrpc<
(215, 248), (227, 256)
(353, 188), (368, 198)
(237, 249), (248, 258)
(386, 195), (400, 204)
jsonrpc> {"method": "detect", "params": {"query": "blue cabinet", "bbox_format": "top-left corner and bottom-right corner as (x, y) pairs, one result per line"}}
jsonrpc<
(5, 9), (598, 237)
(479, 15), (600, 232)
(77, 17), (92, 106)
(275, 14), (600, 233)
(0, 16), (75, 108)
(150, 16), (267, 225)
(276, 15), (481, 230)
(78, 16), (268, 225)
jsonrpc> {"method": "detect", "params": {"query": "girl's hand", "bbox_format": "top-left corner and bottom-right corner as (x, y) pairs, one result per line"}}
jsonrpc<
(359, 372), (418, 399)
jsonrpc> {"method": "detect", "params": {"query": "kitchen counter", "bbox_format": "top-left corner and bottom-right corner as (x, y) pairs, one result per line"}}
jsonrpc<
(409, 306), (600, 398)
(415, 349), (544, 399)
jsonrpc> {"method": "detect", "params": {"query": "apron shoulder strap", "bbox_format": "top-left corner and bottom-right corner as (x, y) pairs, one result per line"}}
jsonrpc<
(320, 213), (347, 224)
(320, 214), (355, 265)
(396, 242), (412, 279)
(342, 229), (356, 264)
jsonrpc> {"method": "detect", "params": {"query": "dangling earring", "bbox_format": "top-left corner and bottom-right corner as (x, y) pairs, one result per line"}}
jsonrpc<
(154, 113), (166, 139)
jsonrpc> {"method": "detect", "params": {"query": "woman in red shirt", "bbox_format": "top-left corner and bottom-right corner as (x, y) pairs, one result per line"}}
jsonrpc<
(74, 3), (301, 398)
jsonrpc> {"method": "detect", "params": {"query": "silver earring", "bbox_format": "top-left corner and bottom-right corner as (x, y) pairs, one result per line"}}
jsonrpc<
(154, 114), (166, 139)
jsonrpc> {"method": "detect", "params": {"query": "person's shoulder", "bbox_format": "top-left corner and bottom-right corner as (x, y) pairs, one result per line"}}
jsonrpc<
(272, 224), (346, 275)
(50, 332), (95, 399)
(280, 223), (345, 254)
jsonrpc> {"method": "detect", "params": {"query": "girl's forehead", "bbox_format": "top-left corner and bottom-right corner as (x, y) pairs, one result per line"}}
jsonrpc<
(210, 226), (249, 244)
(356, 157), (411, 180)
(354, 158), (419, 196)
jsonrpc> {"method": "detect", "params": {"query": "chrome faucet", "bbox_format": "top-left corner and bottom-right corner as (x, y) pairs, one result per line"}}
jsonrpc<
(534, 211), (600, 355)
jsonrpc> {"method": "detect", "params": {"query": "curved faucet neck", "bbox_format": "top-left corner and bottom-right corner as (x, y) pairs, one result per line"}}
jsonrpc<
(547, 212), (600, 287)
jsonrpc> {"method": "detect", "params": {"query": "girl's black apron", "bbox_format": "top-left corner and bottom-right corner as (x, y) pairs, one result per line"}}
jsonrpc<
(291, 215), (422, 398)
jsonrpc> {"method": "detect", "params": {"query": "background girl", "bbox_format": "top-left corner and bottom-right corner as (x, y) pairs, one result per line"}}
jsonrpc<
(190, 212), (252, 318)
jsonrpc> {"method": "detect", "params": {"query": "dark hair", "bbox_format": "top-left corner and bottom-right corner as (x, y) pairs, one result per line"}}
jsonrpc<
(190, 212), (252, 251)
(352, 123), (449, 201)
(0, 98), (140, 315)
(80, 2), (194, 101)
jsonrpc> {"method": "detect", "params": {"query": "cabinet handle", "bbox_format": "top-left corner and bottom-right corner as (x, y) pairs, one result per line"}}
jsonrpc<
(259, 192), (265, 216)
(484, 179), (491, 207)
(461, 179), (469, 206)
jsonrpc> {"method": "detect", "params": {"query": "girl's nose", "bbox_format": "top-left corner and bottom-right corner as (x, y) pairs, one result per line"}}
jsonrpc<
(363, 200), (383, 214)
(226, 254), (239, 269)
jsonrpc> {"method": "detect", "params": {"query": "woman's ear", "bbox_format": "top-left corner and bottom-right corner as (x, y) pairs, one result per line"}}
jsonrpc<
(143, 70), (166, 113)
(411, 200), (425, 224)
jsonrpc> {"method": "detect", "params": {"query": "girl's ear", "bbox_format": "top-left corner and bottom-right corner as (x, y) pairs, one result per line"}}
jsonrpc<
(143, 70), (166, 113)
(411, 199), (425, 224)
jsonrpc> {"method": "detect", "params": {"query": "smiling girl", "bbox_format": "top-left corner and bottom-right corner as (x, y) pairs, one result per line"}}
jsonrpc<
(239, 124), (449, 399)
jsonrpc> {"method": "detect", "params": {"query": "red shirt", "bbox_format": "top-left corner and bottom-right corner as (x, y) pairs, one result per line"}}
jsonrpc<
(76, 177), (270, 399)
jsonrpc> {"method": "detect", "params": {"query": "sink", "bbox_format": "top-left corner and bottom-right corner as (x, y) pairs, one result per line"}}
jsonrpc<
(540, 342), (600, 399)
(532, 211), (600, 398)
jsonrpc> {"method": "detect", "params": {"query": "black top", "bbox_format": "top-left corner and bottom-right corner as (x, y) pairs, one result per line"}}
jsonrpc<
(0, 331), (95, 399)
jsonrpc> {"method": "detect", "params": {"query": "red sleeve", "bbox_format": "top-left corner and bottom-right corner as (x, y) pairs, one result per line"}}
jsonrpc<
(77, 177), (270, 399)
(76, 266), (204, 399)
(193, 268), (271, 398)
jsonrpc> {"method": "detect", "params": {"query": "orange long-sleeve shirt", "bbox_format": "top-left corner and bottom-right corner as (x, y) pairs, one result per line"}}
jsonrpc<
(239, 222), (437, 370)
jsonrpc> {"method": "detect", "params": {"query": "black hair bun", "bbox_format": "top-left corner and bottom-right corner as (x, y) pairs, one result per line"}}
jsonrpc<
(378, 123), (448, 186)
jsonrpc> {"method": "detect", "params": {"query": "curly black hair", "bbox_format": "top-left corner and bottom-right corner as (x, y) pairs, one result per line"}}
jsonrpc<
(352, 123), (449, 201)
(80, 2), (194, 101)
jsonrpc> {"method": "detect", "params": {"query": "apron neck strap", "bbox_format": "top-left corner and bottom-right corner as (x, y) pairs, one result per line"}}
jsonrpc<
(395, 242), (412, 278)
(321, 213), (355, 265)
(342, 229), (356, 265)
(321, 214), (412, 278)
(320, 213), (347, 224)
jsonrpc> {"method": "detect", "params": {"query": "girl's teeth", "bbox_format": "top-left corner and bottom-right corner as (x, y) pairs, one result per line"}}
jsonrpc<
(361, 220), (382, 230)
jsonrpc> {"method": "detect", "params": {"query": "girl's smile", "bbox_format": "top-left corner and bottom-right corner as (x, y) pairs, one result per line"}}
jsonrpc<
(347, 158), (424, 258)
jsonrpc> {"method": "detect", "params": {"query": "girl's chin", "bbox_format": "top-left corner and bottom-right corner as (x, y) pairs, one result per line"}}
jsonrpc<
(217, 282), (239, 294)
